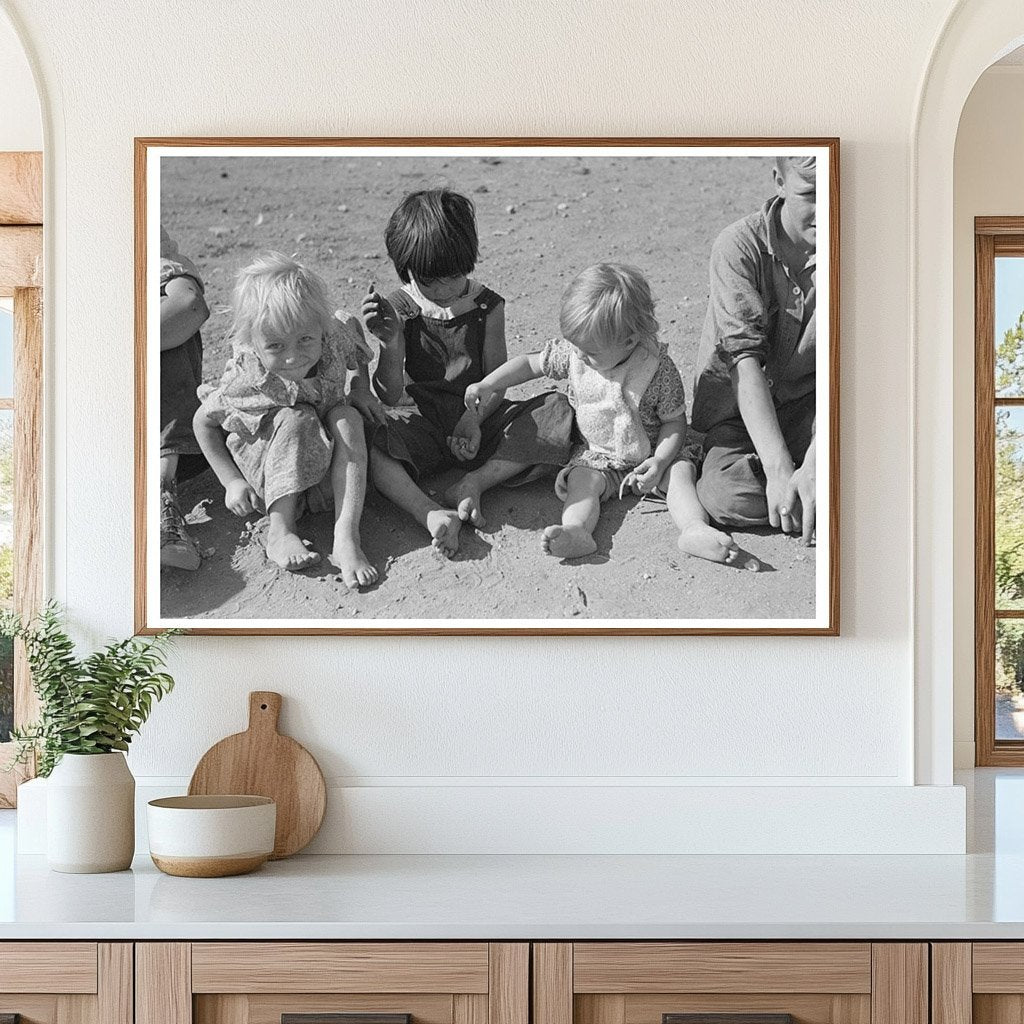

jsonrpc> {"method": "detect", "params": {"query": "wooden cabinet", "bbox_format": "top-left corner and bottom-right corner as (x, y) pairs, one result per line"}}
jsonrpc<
(932, 943), (1024, 1024)
(532, 944), (928, 1024)
(135, 944), (528, 1024)
(0, 943), (132, 1024)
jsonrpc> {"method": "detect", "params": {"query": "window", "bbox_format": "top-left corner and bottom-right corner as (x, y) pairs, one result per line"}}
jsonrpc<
(0, 150), (43, 806)
(976, 219), (1024, 764)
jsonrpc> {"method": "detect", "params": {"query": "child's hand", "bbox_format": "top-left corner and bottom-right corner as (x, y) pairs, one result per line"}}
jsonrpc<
(627, 457), (665, 495)
(225, 479), (260, 517)
(464, 381), (492, 414)
(790, 456), (816, 545)
(360, 282), (400, 345)
(447, 409), (482, 462)
(765, 461), (799, 535)
(348, 387), (388, 426)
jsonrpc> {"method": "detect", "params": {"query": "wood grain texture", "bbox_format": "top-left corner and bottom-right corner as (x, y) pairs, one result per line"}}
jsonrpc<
(976, 229), (998, 766)
(14, 286), (43, 727)
(973, 995), (1024, 1024)
(136, 943), (192, 1024)
(57, 992), (95, 1024)
(931, 945), (971, 1024)
(188, 691), (326, 858)
(196, 994), (248, 1024)
(0, 943), (97, 993)
(97, 945), (133, 1024)
(134, 135), (840, 637)
(0, 153), (42, 224)
(191, 943), (489, 994)
(0, 226), (41, 295)
(0, 998), (58, 1024)
(573, 944), (871, 994)
(870, 945), (927, 1024)
(576, 996), (626, 1024)
(242, 994), (451, 1024)
(534, 945), (572, 1024)
(977, 217), (1024, 236)
(453, 994), (487, 1024)
(623, 994), (869, 1024)
(488, 944), (528, 1024)
(282, 1015), (411, 1024)
(971, 944), (1024, 992)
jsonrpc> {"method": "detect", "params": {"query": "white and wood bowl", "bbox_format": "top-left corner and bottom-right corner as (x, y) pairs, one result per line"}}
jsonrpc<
(147, 795), (276, 877)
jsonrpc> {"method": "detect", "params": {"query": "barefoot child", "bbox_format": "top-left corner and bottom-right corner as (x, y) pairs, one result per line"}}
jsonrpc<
(465, 263), (737, 563)
(193, 252), (379, 588)
(160, 226), (210, 570)
(362, 188), (573, 558)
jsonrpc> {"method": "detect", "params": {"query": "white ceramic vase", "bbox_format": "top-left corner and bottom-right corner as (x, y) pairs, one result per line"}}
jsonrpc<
(46, 752), (135, 873)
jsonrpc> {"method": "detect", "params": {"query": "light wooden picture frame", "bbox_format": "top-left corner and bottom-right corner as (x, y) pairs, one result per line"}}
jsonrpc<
(136, 137), (839, 636)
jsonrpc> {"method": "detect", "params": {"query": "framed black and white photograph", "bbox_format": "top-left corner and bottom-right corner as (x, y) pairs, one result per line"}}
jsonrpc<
(135, 137), (838, 635)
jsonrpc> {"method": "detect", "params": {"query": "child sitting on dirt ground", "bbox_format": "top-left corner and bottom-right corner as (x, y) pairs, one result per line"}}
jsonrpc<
(361, 187), (573, 559)
(160, 226), (210, 571)
(193, 251), (382, 588)
(465, 263), (739, 563)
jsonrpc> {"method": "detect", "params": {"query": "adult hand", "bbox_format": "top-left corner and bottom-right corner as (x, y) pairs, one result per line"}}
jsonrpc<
(225, 479), (259, 517)
(360, 282), (400, 345)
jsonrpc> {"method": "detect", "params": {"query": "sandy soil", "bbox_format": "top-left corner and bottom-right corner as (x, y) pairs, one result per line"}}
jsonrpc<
(160, 153), (816, 622)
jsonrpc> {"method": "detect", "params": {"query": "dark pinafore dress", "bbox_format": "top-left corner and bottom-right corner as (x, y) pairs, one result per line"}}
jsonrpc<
(372, 284), (574, 481)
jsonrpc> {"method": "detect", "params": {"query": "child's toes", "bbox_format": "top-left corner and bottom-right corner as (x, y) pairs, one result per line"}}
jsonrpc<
(357, 565), (378, 586)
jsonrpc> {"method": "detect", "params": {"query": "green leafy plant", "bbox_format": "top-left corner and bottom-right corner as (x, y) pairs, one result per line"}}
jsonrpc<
(1, 603), (179, 777)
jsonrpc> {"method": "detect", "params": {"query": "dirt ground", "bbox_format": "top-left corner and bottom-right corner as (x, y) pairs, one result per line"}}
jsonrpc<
(159, 153), (816, 623)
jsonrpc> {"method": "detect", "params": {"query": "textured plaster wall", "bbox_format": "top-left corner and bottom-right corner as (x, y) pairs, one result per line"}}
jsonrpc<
(0, 0), (957, 791)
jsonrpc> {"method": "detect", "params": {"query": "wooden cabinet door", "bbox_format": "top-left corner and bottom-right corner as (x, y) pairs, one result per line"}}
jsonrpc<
(938, 943), (1024, 1024)
(533, 944), (927, 1024)
(137, 943), (528, 1024)
(0, 943), (131, 1024)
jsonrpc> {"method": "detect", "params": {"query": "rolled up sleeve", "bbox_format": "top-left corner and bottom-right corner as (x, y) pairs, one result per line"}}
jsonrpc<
(708, 229), (768, 370)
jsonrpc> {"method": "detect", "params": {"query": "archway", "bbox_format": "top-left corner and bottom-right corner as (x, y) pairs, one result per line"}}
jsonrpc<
(913, 0), (1024, 785)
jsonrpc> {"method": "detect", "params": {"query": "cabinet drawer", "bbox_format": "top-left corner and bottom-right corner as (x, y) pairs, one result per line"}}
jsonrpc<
(191, 944), (491, 994)
(0, 942), (98, 994)
(571, 944), (872, 994)
(534, 944), (925, 1024)
(139, 943), (528, 1024)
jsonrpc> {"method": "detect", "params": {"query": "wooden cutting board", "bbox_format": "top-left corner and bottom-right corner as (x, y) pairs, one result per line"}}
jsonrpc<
(188, 691), (326, 859)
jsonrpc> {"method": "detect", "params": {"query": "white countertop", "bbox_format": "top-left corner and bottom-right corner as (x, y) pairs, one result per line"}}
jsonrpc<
(0, 769), (1021, 941)
(0, 849), (1021, 940)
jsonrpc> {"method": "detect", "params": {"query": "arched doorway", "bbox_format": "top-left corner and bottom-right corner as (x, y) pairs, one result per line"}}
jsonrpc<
(913, 1), (1024, 785)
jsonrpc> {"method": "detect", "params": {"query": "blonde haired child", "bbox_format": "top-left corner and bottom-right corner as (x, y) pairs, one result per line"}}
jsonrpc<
(466, 263), (740, 563)
(193, 251), (381, 587)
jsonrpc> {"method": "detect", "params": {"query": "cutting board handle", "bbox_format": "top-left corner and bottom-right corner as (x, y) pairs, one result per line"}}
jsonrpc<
(248, 691), (282, 734)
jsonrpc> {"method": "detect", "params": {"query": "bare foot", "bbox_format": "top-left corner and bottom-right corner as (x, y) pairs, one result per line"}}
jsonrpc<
(542, 524), (597, 559)
(266, 525), (320, 572)
(444, 480), (486, 527)
(676, 521), (741, 564)
(426, 508), (463, 559)
(329, 541), (379, 589)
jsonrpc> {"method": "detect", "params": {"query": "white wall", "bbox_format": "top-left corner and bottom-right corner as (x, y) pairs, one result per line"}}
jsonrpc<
(0, 10), (40, 151)
(952, 65), (1024, 767)
(1, 0), (974, 851)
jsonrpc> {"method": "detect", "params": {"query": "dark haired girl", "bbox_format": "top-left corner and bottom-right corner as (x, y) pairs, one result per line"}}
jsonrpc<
(361, 188), (573, 557)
